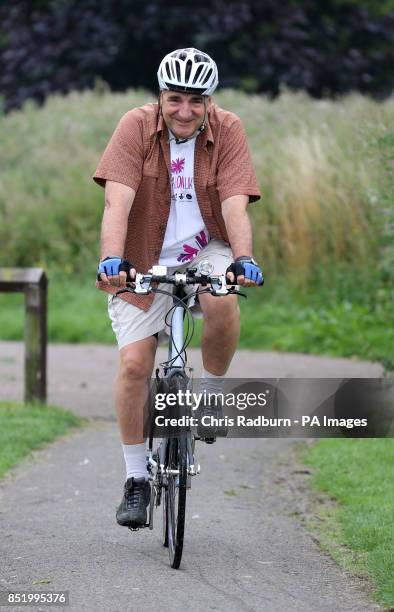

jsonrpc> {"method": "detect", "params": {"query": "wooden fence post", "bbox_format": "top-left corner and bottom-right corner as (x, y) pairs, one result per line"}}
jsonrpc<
(0, 268), (48, 403)
(24, 275), (47, 402)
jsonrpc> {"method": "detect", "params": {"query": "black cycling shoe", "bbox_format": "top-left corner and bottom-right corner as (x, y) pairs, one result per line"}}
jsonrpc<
(196, 400), (229, 444)
(116, 477), (151, 528)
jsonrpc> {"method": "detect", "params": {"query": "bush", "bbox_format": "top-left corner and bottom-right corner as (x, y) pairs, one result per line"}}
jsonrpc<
(1, 0), (393, 112)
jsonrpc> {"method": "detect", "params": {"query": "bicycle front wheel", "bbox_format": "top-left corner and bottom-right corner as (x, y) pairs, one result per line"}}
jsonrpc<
(165, 434), (187, 569)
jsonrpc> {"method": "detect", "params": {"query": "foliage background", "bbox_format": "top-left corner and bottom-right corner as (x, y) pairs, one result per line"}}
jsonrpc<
(0, 0), (393, 112)
(0, 89), (392, 368)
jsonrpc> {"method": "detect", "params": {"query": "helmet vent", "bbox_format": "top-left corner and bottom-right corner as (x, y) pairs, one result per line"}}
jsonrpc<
(204, 68), (213, 84)
(185, 59), (193, 81)
(165, 61), (173, 80)
(193, 64), (204, 84)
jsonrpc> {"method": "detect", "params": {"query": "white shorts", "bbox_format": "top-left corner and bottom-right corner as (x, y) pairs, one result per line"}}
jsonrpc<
(108, 239), (234, 349)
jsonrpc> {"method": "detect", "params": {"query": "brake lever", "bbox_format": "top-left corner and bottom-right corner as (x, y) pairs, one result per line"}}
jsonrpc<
(228, 287), (247, 298)
(210, 274), (247, 298)
(115, 285), (135, 296)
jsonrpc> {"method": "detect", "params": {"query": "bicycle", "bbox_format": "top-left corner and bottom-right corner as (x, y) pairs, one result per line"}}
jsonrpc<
(116, 261), (245, 569)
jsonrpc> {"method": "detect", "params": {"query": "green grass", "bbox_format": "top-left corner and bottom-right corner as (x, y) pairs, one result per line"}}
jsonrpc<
(237, 286), (394, 370)
(0, 279), (114, 344)
(301, 439), (394, 608)
(1, 276), (393, 370)
(0, 401), (85, 479)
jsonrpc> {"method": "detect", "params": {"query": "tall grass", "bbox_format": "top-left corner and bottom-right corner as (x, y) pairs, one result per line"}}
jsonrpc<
(0, 87), (392, 297)
(223, 90), (391, 294)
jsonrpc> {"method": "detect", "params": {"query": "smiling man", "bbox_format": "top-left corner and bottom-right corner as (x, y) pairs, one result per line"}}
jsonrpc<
(93, 48), (263, 529)
(161, 90), (208, 140)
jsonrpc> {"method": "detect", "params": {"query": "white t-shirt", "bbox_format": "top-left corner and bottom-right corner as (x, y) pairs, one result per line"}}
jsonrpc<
(159, 133), (210, 267)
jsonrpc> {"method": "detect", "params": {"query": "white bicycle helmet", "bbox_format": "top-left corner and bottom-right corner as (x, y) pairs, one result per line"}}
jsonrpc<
(157, 47), (218, 96)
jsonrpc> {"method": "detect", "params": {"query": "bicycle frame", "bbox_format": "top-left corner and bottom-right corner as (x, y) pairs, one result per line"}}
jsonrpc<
(166, 283), (188, 374)
(149, 280), (199, 474)
(166, 283), (200, 478)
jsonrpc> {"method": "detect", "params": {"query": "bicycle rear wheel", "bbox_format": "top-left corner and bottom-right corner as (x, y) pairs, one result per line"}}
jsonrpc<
(165, 434), (187, 569)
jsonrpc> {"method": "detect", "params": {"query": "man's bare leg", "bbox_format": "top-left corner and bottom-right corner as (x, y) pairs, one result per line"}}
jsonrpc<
(115, 336), (157, 444)
(115, 336), (157, 527)
(197, 293), (240, 439)
(199, 293), (240, 375)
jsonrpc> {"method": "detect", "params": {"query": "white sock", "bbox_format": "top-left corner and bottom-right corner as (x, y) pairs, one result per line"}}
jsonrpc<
(200, 367), (225, 395)
(122, 442), (148, 480)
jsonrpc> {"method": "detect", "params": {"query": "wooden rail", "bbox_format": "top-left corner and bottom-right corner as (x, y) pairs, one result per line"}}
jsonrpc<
(0, 268), (47, 403)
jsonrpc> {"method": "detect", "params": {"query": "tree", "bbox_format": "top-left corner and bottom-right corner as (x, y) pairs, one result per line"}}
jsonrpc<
(1, 0), (393, 112)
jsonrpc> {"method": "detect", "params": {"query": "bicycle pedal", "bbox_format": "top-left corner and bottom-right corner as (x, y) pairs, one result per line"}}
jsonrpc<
(128, 523), (150, 532)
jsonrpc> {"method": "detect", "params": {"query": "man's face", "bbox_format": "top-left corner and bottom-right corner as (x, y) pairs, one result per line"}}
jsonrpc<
(160, 90), (210, 139)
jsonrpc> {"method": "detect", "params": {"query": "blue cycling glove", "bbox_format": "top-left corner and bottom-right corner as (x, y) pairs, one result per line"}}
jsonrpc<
(97, 257), (133, 280)
(226, 256), (264, 285)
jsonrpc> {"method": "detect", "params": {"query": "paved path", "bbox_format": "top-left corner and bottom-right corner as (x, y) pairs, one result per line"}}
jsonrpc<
(0, 342), (383, 611)
(0, 341), (383, 420)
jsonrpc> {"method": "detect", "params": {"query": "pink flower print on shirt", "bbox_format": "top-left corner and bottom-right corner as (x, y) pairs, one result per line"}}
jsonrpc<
(177, 231), (211, 262)
(171, 157), (185, 174)
(177, 243), (199, 263)
(195, 230), (209, 249)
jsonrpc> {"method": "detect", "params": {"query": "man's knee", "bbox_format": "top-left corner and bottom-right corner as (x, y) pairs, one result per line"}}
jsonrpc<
(200, 295), (240, 327)
(119, 339), (156, 380)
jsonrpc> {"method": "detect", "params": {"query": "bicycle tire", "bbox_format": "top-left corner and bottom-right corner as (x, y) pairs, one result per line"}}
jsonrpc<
(160, 441), (169, 548)
(165, 433), (187, 569)
(146, 376), (169, 545)
(163, 490), (169, 547)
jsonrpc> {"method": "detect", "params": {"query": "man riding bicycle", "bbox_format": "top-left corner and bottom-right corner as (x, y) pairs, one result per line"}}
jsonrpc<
(93, 48), (263, 529)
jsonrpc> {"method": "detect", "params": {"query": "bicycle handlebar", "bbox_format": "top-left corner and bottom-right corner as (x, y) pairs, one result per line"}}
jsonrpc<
(115, 265), (246, 297)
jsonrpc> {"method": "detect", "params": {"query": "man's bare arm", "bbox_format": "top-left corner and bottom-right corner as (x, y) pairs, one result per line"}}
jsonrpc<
(222, 195), (262, 286)
(221, 195), (253, 259)
(99, 180), (136, 285)
(100, 180), (136, 258)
